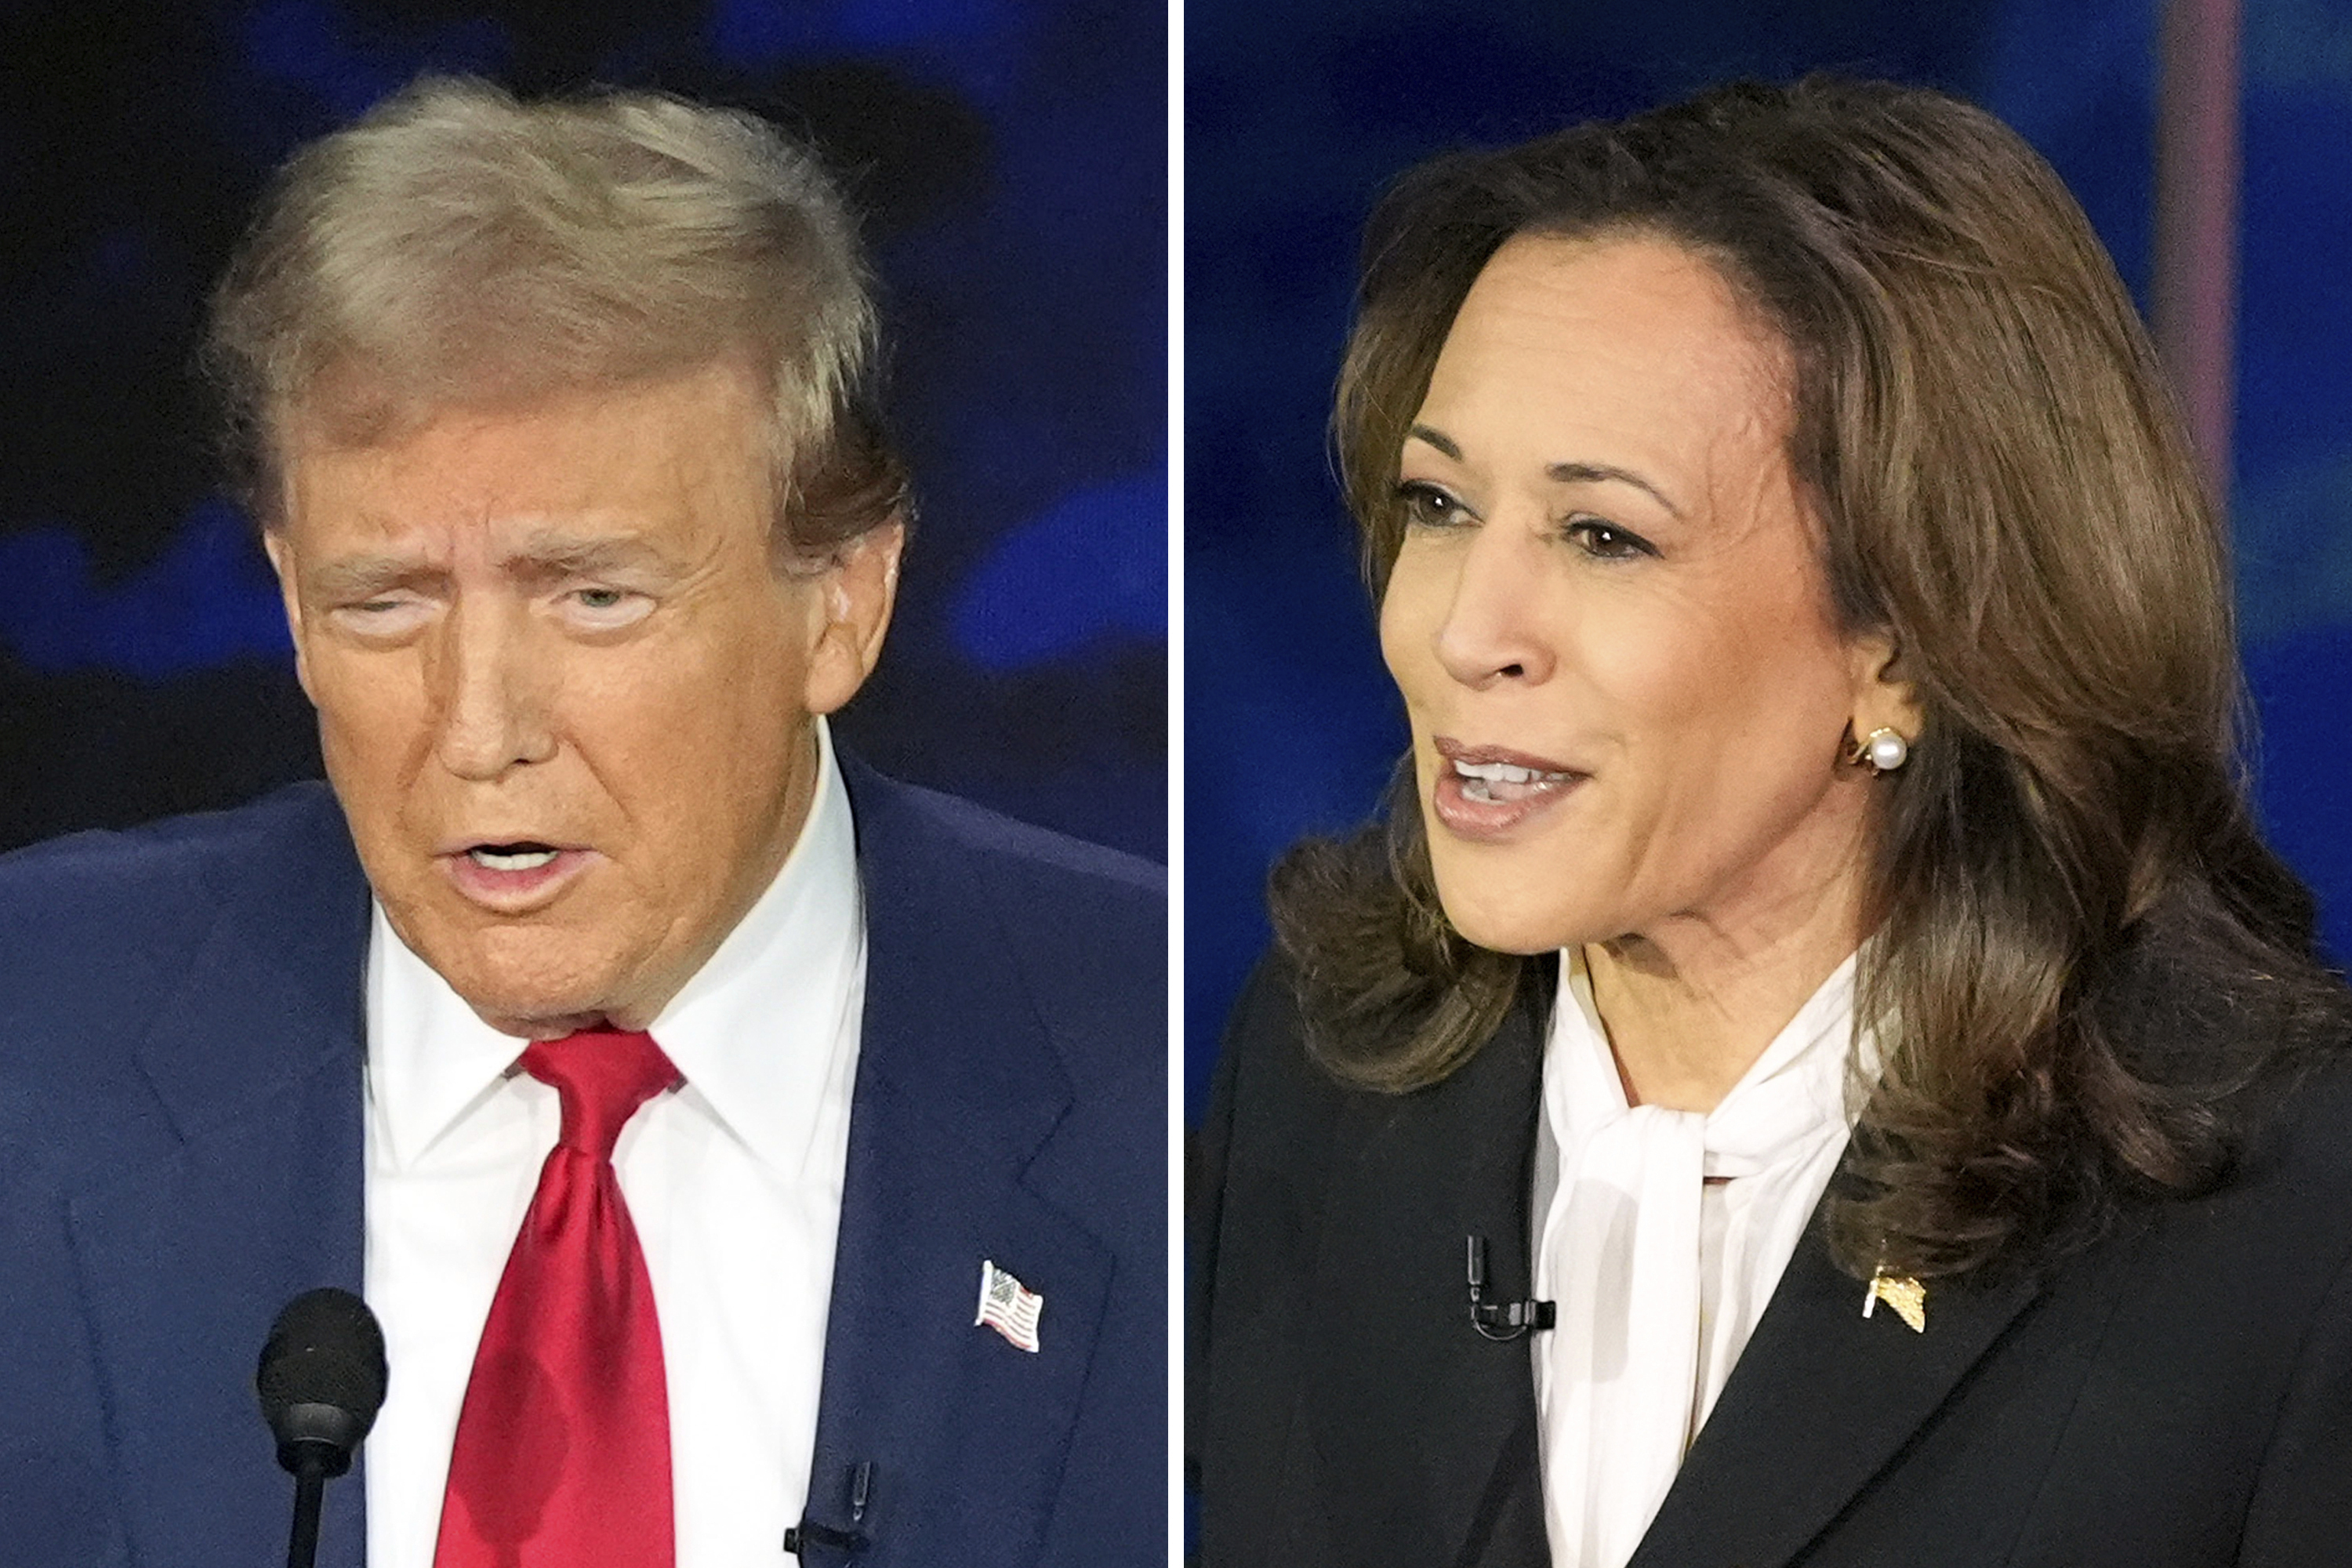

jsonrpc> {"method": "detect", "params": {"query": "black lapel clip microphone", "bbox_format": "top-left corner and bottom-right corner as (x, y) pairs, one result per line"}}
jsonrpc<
(785, 1460), (874, 1557)
(1467, 1235), (1555, 1341)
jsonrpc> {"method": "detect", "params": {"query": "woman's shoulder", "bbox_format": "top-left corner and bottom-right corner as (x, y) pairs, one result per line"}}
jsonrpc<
(2223, 1045), (2352, 1202)
(2089, 942), (2352, 1294)
(1208, 944), (1552, 1133)
(1203, 951), (1356, 1153)
(2114, 892), (2352, 1159)
(2075, 884), (2352, 1168)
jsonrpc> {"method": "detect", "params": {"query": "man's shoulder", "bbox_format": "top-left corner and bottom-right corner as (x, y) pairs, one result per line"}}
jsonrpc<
(0, 782), (363, 1176)
(0, 782), (361, 1037)
(0, 780), (350, 911)
(848, 764), (1162, 895)
(844, 760), (1164, 1098)
(844, 760), (1163, 953)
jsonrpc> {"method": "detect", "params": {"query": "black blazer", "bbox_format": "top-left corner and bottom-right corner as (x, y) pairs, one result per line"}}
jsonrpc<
(1191, 955), (2352, 1568)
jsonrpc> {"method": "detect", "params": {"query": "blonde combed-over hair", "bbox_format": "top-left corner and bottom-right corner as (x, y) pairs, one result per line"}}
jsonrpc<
(206, 74), (908, 555)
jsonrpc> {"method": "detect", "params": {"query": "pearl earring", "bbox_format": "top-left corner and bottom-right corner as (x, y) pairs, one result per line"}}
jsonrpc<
(1853, 727), (1909, 775)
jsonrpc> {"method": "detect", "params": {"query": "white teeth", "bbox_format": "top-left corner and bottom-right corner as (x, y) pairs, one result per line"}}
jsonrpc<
(1452, 759), (1568, 783)
(470, 848), (559, 871)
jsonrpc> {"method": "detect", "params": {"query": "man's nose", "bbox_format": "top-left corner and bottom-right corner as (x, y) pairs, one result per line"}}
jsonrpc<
(1432, 523), (1556, 688)
(430, 603), (556, 780)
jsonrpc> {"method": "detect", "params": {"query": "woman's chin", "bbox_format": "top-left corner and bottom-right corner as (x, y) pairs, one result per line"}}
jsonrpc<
(1433, 887), (1591, 958)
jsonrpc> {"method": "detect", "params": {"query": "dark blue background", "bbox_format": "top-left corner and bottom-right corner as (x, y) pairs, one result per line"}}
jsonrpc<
(1185, 0), (2352, 1117)
(0, 0), (1166, 862)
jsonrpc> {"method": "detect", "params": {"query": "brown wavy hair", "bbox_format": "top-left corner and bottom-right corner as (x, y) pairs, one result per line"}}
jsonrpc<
(1272, 76), (2350, 1282)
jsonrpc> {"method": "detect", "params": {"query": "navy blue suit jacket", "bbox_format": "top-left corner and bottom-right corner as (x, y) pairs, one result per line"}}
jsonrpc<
(0, 764), (1165, 1566)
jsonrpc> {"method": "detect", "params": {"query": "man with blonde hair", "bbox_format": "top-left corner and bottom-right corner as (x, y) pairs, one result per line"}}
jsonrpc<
(0, 78), (1163, 1568)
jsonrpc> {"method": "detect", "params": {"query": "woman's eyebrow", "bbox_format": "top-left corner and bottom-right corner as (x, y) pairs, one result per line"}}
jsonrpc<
(1407, 423), (1685, 520)
(1406, 423), (1464, 459)
(1544, 461), (1684, 520)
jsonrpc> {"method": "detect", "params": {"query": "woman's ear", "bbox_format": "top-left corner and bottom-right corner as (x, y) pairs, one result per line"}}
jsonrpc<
(1848, 629), (1924, 749)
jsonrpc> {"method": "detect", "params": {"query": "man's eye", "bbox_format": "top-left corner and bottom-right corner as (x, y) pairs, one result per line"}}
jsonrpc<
(1395, 480), (1472, 528)
(563, 586), (653, 628)
(329, 596), (431, 638)
(1565, 517), (1657, 561)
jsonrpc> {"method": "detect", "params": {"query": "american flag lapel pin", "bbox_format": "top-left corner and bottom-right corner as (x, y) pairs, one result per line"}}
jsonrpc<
(976, 1259), (1044, 1353)
(1863, 1264), (1928, 1333)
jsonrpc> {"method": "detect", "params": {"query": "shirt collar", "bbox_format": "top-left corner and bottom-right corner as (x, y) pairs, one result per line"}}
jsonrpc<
(1551, 944), (1864, 1138)
(367, 717), (865, 1176)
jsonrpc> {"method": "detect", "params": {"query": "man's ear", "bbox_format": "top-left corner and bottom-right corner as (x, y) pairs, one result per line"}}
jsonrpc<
(261, 526), (316, 702)
(801, 521), (905, 717)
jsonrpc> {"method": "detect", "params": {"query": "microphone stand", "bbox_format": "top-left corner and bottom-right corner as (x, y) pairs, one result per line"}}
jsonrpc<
(285, 1450), (328, 1568)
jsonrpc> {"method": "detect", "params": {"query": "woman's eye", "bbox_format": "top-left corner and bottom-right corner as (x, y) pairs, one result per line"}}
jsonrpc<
(1396, 480), (1470, 528)
(1566, 518), (1656, 561)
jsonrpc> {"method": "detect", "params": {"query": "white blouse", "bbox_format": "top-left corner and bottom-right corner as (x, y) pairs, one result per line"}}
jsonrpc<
(1531, 947), (1868, 1568)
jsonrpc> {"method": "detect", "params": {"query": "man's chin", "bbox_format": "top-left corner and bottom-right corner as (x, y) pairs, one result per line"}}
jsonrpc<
(455, 980), (662, 1040)
(469, 1004), (630, 1042)
(412, 940), (651, 1040)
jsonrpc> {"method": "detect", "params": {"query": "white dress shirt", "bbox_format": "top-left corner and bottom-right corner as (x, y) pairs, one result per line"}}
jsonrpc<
(363, 722), (865, 1568)
(1531, 947), (1867, 1568)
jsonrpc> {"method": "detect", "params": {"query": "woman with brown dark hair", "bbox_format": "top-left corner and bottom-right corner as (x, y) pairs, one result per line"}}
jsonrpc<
(1191, 78), (2352, 1568)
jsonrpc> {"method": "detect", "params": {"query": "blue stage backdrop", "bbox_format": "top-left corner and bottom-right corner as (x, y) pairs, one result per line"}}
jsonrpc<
(0, 0), (1165, 862)
(1186, 0), (2352, 1118)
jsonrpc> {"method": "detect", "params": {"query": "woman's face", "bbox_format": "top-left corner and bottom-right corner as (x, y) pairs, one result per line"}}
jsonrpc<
(1381, 231), (1901, 957)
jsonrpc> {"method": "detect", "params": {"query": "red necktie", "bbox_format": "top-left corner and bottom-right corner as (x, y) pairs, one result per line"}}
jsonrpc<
(434, 1029), (681, 1568)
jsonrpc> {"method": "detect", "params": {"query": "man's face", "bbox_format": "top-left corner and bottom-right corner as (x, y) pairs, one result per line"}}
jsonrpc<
(267, 362), (899, 1038)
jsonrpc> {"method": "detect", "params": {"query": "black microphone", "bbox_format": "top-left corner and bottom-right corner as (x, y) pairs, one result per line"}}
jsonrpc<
(785, 1460), (875, 1556)
(256, 1287), (387, 1568)
(1467, 1235), (1555, 1341)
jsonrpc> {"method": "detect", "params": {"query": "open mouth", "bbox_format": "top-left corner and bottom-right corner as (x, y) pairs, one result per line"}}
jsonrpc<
(1430, 739), (1588, 840)
(1450, 757), (1579, 804)
(440, 840), (593, 909)
(467, 842), (561, 871)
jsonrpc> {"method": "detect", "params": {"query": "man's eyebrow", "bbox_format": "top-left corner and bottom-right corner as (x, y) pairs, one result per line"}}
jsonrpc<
(503, 534), (671, 580)
(302, 535), (675, 599)
(1406, 424), (1683, 519)
(305, 555), (434, 599)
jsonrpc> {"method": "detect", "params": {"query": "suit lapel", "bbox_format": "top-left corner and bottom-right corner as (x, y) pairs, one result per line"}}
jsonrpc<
(802, 770), (1113, 1568)
(1629, 1218), (2042, 1568)
(1298, 987), (1552, 1568)
(65, 789), (372, 1568)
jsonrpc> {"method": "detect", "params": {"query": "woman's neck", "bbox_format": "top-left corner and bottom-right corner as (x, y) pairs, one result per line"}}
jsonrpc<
(1584, 873), (1865, 1114)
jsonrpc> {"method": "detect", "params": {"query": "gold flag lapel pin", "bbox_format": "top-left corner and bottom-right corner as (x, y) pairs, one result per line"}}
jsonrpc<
(1864, 1265), (1927, 1333)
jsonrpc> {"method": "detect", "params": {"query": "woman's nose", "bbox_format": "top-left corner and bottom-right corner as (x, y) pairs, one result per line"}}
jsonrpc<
(1432, 524), (1555, 688)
